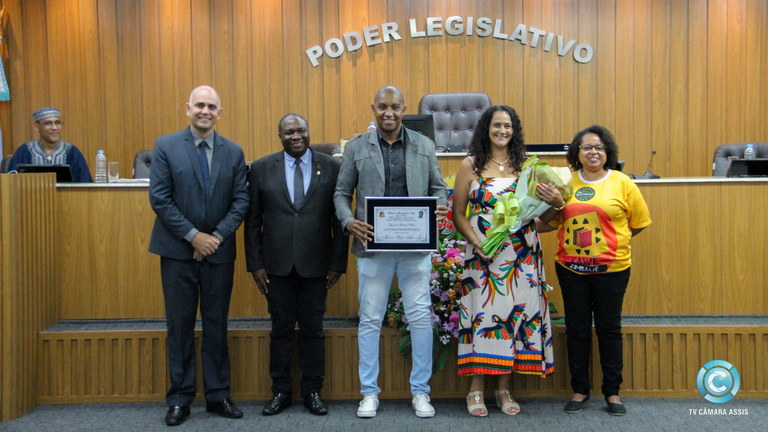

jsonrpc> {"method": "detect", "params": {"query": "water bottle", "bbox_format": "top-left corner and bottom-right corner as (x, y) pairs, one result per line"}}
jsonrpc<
(95, 150), (107, 183)
(367, 121), (376, 133)
(744, 144), (755, 160)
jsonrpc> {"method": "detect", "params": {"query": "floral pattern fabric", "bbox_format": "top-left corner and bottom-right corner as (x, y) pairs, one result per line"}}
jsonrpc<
(458, 177), (554, 376)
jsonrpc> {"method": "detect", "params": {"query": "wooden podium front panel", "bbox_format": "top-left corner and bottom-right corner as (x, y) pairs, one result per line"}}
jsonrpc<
(0, 174), (57, 420)
(53, 174), (768, 320)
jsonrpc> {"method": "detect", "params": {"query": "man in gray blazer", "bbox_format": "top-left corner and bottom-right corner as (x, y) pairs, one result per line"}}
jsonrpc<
(334, 86), (449, 419)
(149, 85), (249, 426)
(245, 114), (348, 416)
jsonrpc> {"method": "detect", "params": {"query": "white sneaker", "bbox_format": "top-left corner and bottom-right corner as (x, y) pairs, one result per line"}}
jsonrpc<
(412, 394), (435, 418)
(357, 394), (379, 418)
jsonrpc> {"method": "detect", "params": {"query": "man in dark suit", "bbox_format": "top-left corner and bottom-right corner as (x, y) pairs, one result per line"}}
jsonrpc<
(149, 85), (249, 426)
(244, 113), (348, 416)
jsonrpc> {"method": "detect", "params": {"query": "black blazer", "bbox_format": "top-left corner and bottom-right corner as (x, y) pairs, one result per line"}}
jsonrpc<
(244, 150), (348, 278)
(149, 127), (249, 264)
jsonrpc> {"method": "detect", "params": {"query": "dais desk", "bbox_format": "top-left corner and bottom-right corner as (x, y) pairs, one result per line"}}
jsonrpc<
(52, 162), (768, 320)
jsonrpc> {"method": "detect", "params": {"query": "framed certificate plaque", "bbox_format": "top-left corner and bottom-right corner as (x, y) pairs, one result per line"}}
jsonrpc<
(364, 196), (439, 252)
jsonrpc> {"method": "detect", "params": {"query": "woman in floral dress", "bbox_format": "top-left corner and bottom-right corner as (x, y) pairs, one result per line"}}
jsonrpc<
(452, 105), (563, 417)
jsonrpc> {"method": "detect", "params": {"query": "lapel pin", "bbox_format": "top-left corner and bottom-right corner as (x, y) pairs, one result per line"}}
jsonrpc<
(316, 170), (321, 175)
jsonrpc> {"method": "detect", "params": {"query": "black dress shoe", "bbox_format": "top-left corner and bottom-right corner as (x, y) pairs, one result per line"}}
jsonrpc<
(605, 397), (627, 416)
(303, 392), (329, 415)
(165, 405), (190, 426)
(262, 392), (293, 416)
(206, 398), (244, 419)
(564, 395), (590, 414)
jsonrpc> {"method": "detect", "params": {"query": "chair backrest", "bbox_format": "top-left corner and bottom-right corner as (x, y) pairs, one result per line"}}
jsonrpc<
(417, 92), (492, 151)
(0, 155), (12, 174)
(133, 149), (153, 179)
(309, 143), (341, 156)
(712, 142), (768, 176)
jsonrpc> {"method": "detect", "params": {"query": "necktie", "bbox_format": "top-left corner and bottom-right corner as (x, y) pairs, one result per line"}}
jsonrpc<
(198, 142), (210, 217)
(293, 160), (305, 207)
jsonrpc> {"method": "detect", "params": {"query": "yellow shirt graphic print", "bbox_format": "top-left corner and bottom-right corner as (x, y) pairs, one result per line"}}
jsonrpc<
(563, 210), (610, 258)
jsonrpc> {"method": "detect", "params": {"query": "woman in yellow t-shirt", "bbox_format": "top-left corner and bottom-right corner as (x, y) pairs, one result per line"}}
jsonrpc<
(552, 125), (651, 416)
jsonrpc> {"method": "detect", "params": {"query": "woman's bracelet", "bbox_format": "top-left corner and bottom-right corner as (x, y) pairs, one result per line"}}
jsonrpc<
(553, 203), (565, 211)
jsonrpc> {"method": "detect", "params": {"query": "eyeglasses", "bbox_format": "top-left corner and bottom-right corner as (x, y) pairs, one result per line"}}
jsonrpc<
(580, 144), (606, 153)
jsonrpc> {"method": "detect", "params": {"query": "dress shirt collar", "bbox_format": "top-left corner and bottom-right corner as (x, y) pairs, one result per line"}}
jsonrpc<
(284, 148), (312, 167)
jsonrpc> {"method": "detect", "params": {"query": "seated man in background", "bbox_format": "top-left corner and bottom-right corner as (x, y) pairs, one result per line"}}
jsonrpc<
(8, 107), (93, 182)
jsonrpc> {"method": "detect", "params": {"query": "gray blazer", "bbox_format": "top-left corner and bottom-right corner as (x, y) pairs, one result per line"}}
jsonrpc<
(244, 150), (348, 277)
(149, 127), (249, 264)
(334, 127), (448, 258)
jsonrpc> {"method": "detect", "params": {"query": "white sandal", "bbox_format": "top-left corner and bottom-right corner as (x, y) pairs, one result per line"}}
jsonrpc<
(466, 391), (488, 417)
(495, 390), (520, 415)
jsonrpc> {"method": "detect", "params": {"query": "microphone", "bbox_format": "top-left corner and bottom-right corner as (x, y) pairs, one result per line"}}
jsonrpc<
(632, 150), (660, 179)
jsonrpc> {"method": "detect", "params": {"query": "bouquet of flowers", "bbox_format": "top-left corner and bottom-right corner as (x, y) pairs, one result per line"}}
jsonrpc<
(385, 234), (465, 370)
(481, 156), (572, 259)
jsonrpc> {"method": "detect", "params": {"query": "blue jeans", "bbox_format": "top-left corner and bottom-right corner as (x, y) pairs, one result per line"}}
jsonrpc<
(357, 253), (433, 396)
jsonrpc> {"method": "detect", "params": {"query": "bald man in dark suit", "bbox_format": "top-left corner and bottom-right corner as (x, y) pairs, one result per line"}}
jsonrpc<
(149, 85), (249, 426)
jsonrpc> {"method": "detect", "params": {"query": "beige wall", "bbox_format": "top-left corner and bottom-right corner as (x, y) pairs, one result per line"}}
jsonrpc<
(1, 0), (767, 177)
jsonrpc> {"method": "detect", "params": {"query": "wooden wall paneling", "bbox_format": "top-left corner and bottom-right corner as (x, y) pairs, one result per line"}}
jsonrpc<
(687, 0), (708, 176)
(156, 0), (177, 147)
(557, 0), (578, 144)
(461, 0), (480, 93)
(477, 0), (504, 105)
(116, 0), (143, 173)
(539, 0), (560, 144)
(501, 0), (523, 111)
(78, 0), (103, 166)
(139, 0), (161, 168)
(745, 0), (764, 144)
(725, 0), (746, 146)
(614, 0), (634, 161)
(264, 0), (286, 156)
(385, 0), (406, 106)
(211, 0), (234, 138)
(668, 0), (688, 178)
(406, 0), (428, 113)
(337, 0), (358, 138)
(14, 0), (43, 144)
(595, 0), (616, 131)
(720, 183), (768, 314)
(442, 0), (462, 93)
(320, 0), (341, 144)
(426, 0), (448, 93)
(366, 0), (389, 109)
(44, 1), (70, 142)
(630, 0), (652, 176)
(576, 0), (597, 129)
(97, 0), (125, 168)
(231, 0), (253, 152)
(304, 0), (323, 141)
(522, 0), (543, 141)
(282, 0), (305, 126)
(763, 0), (768, 141)
(190, 0), (212, 89)
(707, 0), (728, 156)
(170, 0), (193, 136)
(649, 0), (669, 177)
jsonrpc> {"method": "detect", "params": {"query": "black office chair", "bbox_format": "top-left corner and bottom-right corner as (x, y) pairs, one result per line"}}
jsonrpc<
(712, 142), (768, 176)
(0, 155), (12, 173)
(133, 149), (153, 179)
